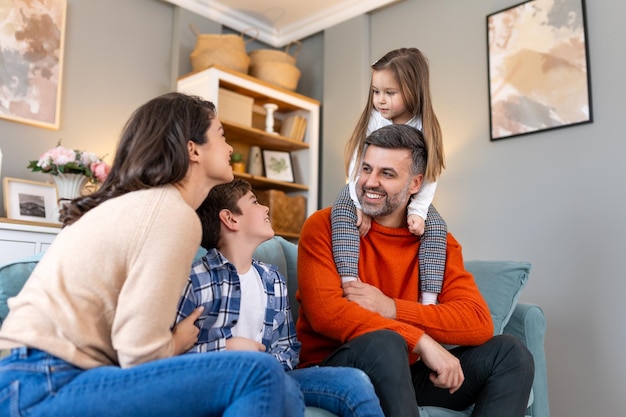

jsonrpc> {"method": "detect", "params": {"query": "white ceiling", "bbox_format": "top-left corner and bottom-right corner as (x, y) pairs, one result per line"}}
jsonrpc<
(165, 0), (402, 47)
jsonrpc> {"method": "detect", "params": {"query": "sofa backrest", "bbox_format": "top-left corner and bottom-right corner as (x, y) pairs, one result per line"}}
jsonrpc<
(0, 237), (530, 337)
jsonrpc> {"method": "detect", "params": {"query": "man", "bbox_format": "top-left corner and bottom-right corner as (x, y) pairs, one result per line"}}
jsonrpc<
(296, 124), (534, 417)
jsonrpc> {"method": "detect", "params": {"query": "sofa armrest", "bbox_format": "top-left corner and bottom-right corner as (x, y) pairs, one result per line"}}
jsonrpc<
(503, 303), (549, 417)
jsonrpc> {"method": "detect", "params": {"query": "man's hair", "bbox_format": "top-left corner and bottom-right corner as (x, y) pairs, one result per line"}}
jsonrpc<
(364, 124), (428, 176)
(196, 179), (252, 250)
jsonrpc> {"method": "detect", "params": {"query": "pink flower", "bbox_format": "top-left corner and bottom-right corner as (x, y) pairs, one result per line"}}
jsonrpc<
(38, 146), (77, 170)
(91, 161), (111, 183)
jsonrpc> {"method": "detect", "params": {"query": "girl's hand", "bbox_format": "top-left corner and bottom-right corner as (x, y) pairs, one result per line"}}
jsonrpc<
(226, 337), (266, 352)
(172, 306), (203, 355)
(356, 208), (373, 236)
(407, 214), (425, 236)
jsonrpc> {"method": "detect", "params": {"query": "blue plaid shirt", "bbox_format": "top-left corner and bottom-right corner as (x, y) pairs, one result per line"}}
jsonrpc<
(175, 248), (300, 370)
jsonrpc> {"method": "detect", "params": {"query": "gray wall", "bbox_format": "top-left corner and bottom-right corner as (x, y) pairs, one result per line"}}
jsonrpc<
(0, 0), (175, 213)
(1, 0), (622, 415)
(323, 1), (625, 416)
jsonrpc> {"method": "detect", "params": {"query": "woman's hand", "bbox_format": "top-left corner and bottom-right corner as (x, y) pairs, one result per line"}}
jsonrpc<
(172, 306), (203, 355)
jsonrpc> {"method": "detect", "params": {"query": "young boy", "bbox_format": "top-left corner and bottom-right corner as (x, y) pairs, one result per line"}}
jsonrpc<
(174, 179), (383, 417)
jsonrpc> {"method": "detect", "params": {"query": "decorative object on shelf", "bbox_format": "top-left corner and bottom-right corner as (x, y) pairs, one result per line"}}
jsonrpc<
(230, 153), (246, 173)
(263, 103), (279, 134)
(255, 189), (306, 235)
(249, 42), (302, 91)
(0, 0), (67, 129)
(3, 177), (59, 224)
(487, 0), (592, 140)
(248, 146), (263, 176)
(27, 143), (110, 186)
(51, 173), (88, 201)
(189, 24), (257, 74)
(262, 150), (294, 183)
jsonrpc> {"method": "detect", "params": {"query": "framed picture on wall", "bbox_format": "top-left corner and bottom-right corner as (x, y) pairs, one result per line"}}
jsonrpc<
(487, 0), (592, 140)
(3, 177), (59, 224)
(262, 150), (295, 183)
(0, 0), (67, 129)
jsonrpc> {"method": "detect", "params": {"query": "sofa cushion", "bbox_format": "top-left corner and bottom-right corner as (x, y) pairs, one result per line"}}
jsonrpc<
(464, 260), (531, 335)
(0, 253), (44, 324)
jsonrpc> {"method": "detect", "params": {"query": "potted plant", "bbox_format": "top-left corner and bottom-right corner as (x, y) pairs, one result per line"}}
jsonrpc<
(230, 152), (245, 173)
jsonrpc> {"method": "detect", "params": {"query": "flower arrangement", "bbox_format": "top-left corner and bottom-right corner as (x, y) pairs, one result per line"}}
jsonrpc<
(27, 143), (111, 184)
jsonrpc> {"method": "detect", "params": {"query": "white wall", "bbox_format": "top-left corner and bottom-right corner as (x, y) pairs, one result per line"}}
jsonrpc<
(323, 1), (626, 416)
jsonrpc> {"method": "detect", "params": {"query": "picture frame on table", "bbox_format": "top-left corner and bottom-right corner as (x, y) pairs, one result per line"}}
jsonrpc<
(0, 0), (67, 129)
(3, 177), (59, 224)
(486, 0), (592, 141)
(262, 150), (295, 183)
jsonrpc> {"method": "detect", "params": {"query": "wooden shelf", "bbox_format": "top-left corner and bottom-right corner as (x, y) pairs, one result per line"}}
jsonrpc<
(223, 122), (308, 152)
(233, 172), (308, 193)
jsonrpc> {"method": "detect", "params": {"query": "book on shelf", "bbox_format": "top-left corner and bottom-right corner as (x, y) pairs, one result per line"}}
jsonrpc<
(280, 114), (307, 142)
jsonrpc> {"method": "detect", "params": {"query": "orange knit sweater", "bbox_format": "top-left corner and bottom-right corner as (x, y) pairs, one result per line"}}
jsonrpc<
(296, 207), (494, 367)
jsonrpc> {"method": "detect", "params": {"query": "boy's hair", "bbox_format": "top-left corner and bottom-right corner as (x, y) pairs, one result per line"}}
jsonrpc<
(344, 47), (444, 183)
(364, 124), (428, 177)
(197, 179), (252, 250)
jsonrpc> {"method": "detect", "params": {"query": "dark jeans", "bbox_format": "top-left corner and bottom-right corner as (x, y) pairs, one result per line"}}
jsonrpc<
(320, 330), (534, 417)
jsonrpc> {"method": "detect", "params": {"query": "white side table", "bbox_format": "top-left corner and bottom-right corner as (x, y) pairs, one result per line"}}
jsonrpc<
(0, 218), (61, 266)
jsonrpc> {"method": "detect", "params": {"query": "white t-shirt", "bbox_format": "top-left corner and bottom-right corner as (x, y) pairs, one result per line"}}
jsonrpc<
(231, 266), (266, 343)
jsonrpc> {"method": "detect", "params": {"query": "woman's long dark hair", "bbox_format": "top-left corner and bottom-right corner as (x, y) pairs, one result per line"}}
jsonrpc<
(59, 92), (217, 226)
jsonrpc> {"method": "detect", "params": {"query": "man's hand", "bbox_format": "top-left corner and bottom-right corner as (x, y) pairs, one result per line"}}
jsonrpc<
(355, 208), (373, 237)
(172, 306), (203, 355)
(407, 214), (425, 236)
(342, 280), (396, 318)
(414, 334), (464, 394)
(226, 337), (266, 352)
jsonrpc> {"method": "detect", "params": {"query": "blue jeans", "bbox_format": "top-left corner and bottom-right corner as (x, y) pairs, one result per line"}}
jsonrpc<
(287, 366), (384, 417)
(0, 347), (294, 417)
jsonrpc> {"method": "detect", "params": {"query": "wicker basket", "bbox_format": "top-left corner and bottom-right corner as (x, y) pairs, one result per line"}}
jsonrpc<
(189, 24), (255, 74)
(248, 41), (302, 90)
(255, 189), (306, 234)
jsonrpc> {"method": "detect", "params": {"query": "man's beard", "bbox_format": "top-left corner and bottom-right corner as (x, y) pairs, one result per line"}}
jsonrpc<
(357, 182), (413, 218)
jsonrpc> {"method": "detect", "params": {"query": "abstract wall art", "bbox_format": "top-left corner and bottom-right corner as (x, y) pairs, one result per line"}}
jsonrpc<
(487, 0), (592, 140)
(0, 0), (67, 129)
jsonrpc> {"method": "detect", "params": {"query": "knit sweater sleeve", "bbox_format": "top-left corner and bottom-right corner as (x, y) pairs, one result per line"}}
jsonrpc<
(297, 208), (493, 362)
(393, 234), (494, 346)
(297, 208), (426, 352)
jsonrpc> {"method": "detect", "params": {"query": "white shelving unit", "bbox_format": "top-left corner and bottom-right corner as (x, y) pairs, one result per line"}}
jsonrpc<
(177, 66), (320, 225)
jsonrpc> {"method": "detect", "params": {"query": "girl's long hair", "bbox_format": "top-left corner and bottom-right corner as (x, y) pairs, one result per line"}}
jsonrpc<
(344, 47), (444, 183)
(59, 92), (217, 226)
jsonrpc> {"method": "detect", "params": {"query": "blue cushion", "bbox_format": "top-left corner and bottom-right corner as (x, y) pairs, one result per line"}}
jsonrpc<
(464, 260), (531, 335)
(0, 253), (44, 324)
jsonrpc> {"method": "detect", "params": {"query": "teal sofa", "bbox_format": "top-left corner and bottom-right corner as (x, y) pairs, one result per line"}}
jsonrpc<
(0, 237), (548, 417)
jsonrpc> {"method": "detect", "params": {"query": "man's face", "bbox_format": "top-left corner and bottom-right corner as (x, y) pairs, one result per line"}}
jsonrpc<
(356, 145), (422, 227)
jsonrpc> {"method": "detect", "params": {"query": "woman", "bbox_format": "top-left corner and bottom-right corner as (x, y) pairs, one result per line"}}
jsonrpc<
(0, 92), (290, 417)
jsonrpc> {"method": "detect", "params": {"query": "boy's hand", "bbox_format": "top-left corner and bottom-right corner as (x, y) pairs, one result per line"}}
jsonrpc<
(226, 337), (266, 352)
(172, 306), (203, 355)
(356, 208), (373, 237)
(407, 214), (425, 236)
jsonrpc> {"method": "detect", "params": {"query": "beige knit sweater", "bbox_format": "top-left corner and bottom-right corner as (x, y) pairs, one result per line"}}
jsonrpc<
(0, 185), (201, 369)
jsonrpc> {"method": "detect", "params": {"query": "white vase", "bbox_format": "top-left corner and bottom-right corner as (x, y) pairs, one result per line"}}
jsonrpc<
(52, 173), (89, 201)
(263, 103), (279, 134)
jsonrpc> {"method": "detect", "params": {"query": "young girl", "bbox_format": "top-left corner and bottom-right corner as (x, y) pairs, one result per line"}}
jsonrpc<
(331, 47), (447, 305)
(0, 92), (293, 417)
